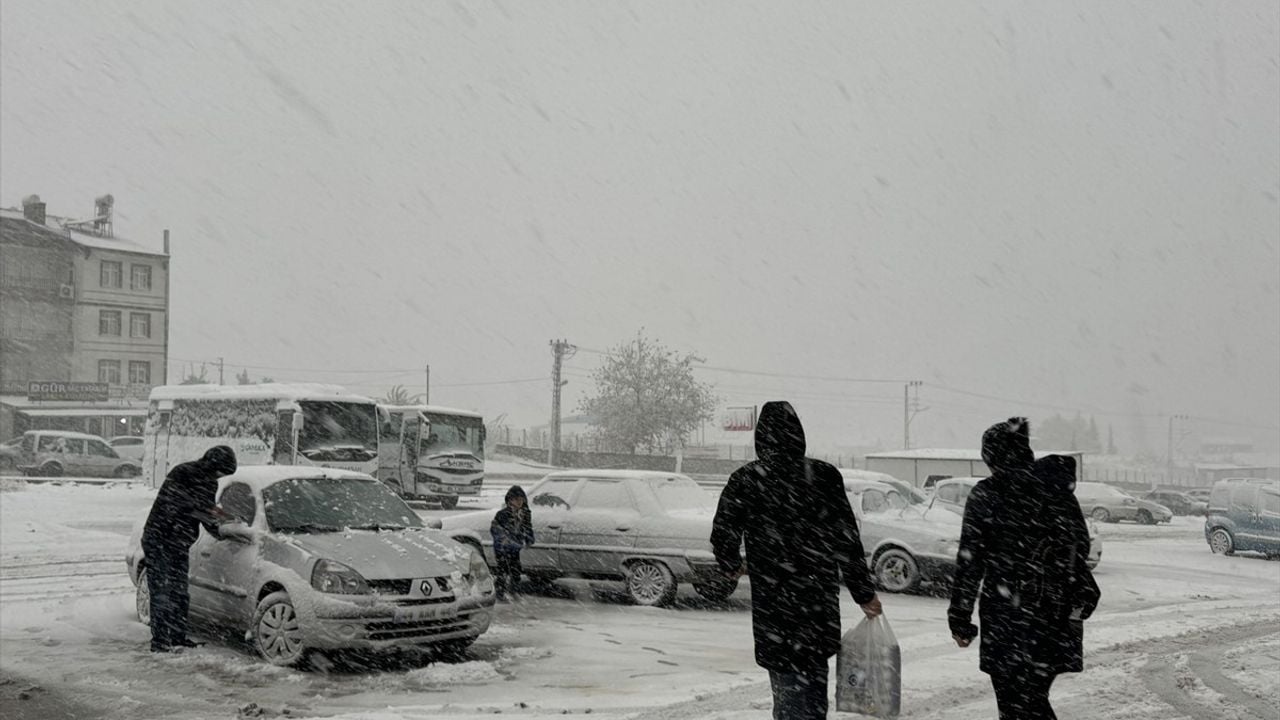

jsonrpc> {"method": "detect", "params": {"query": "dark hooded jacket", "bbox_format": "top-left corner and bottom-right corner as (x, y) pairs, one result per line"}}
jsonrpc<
(491, 485), (535, 554)
(948, 419), (1101, 676)
(711, 401), (877, 672)
(141, 446), (237, 554)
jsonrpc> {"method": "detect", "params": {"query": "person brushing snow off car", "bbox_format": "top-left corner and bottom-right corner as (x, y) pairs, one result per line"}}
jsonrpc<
(712, 400), (883, 720)
(140, 445), (238, 653)
(490, 485), (535, 602)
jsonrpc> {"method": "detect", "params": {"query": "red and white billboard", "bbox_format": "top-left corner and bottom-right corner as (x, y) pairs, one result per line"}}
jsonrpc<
(722, 406), (757, 432)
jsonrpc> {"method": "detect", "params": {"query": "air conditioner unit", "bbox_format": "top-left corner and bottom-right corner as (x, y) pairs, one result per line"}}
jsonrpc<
(58, 284), (75, 299)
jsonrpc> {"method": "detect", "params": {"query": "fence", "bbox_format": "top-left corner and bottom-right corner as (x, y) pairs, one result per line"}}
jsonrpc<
(1084, 467), (1203, 490)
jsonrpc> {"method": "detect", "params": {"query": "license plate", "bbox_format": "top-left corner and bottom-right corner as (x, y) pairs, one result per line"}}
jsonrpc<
(393, 604), (458, 624)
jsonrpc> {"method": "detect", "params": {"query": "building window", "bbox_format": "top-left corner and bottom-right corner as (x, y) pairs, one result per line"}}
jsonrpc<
(99, 310), (122, 336)
(100, 261), (122, 288)
(130, 264), (152, 291)
(128, 360), (151, 385)
(98, 360), (121, 384)
(130, 312), (151, 338)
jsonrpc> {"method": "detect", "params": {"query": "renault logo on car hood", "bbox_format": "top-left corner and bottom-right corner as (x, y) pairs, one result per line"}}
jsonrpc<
(419, 579), (433, 596)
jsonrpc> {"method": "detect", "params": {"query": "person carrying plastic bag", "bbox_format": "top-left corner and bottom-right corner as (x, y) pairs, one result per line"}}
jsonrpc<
(711, 401), (884, 720)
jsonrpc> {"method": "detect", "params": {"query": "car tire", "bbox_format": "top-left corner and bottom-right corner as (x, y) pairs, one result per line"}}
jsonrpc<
(625, 560), (677, 607)
(438, 496), (459, 510)
(1091, 507), (1111, 523)
(1209, 528), (1235, 556)
(433, 637), (477, 659)
(252, 591), (310, 667)
(136, 569), (151, 625)
(115, 465), (140, 479)
(692, 578), (738, 602)
(874, 547), (921, 593)
(1137, 510), (1154, 525)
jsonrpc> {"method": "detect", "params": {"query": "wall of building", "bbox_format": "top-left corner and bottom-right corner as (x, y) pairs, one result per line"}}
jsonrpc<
(0, 217), (75, 394)
(70, 247), (168, 396)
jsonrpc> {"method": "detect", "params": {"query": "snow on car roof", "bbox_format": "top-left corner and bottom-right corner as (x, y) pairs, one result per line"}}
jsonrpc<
(219, 466), (377, 492)
(380, 404), (483, 419)
(935, 477), (984, 487)
(542, 469), (694, 482)
(149, 383), (372, 404)
(842, 478), (896, 493)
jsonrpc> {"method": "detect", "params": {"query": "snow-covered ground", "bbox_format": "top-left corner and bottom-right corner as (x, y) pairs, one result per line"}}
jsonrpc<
(2, 480), (1277, 720)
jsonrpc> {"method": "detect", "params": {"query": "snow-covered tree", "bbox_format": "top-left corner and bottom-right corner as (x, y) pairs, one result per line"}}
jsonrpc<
(578, 332), (717, 455)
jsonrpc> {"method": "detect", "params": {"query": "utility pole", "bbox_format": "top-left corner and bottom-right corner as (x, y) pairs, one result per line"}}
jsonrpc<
(549, 339), (575, 466)
(903, 380), (925, 449)
(1166, 414), (1189, 472)
(424, 365), (430, 404)
(218, 357), (225, 385)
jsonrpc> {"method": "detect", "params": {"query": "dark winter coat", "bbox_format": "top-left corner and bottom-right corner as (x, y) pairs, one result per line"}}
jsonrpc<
(141, 446), (237, 556)
(948, 420), (1101, 676)
(711, 401), (878, 673)
(490, 486), (535, 555)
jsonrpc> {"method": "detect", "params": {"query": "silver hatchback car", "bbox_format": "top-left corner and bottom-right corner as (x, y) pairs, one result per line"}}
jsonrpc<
(126, 468), (495, 666)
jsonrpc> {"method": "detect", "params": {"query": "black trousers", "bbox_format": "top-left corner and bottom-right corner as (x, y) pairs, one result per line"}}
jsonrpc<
(145, 546), (191, 649)
(768, 665), (829, 720)
(494, 549), (522, 598)
(991, 672), (1056, 720)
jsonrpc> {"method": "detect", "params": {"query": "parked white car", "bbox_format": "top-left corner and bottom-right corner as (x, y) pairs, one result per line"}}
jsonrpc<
(442, 470), (734, 606)
(843, 477), (963, 593)
(16, 430), (141, 478)
(126, 467), (494, 666)
(108, 435), (145, 462)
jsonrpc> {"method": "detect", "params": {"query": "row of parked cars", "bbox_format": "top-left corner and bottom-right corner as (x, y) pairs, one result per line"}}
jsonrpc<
(120, 460), (1278, 670)
(0, 430), (144, 478)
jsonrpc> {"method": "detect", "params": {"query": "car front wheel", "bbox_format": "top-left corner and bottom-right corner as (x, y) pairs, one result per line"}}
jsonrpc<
(625, 560), (677, 607)
(252, 591), (309, 667)
(136, 569), (151, 625)
(438, 495), (459, 510)
(874, 548), (921, 593)
(1137, 510), (1154, 525)
(1209, 528), (1235, 556)
(1091, 507), (1111, 523)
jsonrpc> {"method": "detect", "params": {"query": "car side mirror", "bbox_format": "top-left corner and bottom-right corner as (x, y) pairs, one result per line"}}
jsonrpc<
(426, 518), (443, 530)
(220, 521), (255, 544)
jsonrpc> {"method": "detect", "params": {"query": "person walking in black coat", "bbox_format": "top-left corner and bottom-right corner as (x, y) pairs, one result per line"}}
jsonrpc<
(948, 418), (1101, 720)
(712, 401), (883, 720)
(490, 485), (534, 601)
(141, 446), (237, 652)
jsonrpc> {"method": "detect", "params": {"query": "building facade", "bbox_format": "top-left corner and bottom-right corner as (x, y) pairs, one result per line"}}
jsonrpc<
(0, 195), (169, 440)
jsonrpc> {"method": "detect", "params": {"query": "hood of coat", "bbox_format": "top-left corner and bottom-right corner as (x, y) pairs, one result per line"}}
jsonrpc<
(1035, 454), (1079, 495)
(285, 528), (470, 580)
(754, 401), (806, 466)
(981, 417), (1035, 474)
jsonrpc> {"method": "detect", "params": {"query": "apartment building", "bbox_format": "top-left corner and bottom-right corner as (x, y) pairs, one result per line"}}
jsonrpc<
(0, 195), (169, 439)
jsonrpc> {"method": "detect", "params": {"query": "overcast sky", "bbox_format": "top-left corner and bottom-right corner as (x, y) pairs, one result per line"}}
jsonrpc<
(3, 1), (1277, 455)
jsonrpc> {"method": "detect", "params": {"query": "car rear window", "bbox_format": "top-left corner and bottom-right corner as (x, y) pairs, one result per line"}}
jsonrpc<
(1261, 491), (1280, 516)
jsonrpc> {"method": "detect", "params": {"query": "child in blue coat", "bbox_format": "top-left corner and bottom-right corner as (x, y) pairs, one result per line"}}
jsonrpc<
(490, 485), (535, 601)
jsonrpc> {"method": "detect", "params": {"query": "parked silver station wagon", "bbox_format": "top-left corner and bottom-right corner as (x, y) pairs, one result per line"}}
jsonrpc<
(442, 470), (735, 606)
(14, 430), (141, 478)
(126, 468), (494, 666)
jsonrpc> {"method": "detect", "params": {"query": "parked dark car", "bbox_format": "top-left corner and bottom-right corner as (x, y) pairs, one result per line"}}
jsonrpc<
(1205, 478), (1280, 558)
(1144, 489), (1208, 516)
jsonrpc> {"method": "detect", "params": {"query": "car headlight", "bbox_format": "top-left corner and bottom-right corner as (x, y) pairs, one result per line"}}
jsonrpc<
(311, 559), (370, 594)
(468, 548), (491, 582)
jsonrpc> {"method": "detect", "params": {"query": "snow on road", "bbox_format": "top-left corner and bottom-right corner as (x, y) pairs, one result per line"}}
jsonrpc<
(2, 480), (1277, 720)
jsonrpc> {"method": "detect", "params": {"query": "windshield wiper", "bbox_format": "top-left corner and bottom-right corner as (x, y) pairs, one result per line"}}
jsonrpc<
(275, 522), (342, 534)
(347, 523), (408, 531)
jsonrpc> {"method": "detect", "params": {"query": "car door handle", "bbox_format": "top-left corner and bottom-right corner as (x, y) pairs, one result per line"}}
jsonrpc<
(199, 551), (212, 557)
(616, 526), (631, 532)
(546, 523), (562, 530)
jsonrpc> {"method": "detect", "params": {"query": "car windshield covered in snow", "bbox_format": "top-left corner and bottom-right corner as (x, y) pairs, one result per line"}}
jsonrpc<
(647, 476), (714, 511)
(262, 477), (424, 532)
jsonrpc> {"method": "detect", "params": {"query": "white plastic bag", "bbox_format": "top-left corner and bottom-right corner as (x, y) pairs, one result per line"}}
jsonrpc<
(836, 615), (901, 717)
